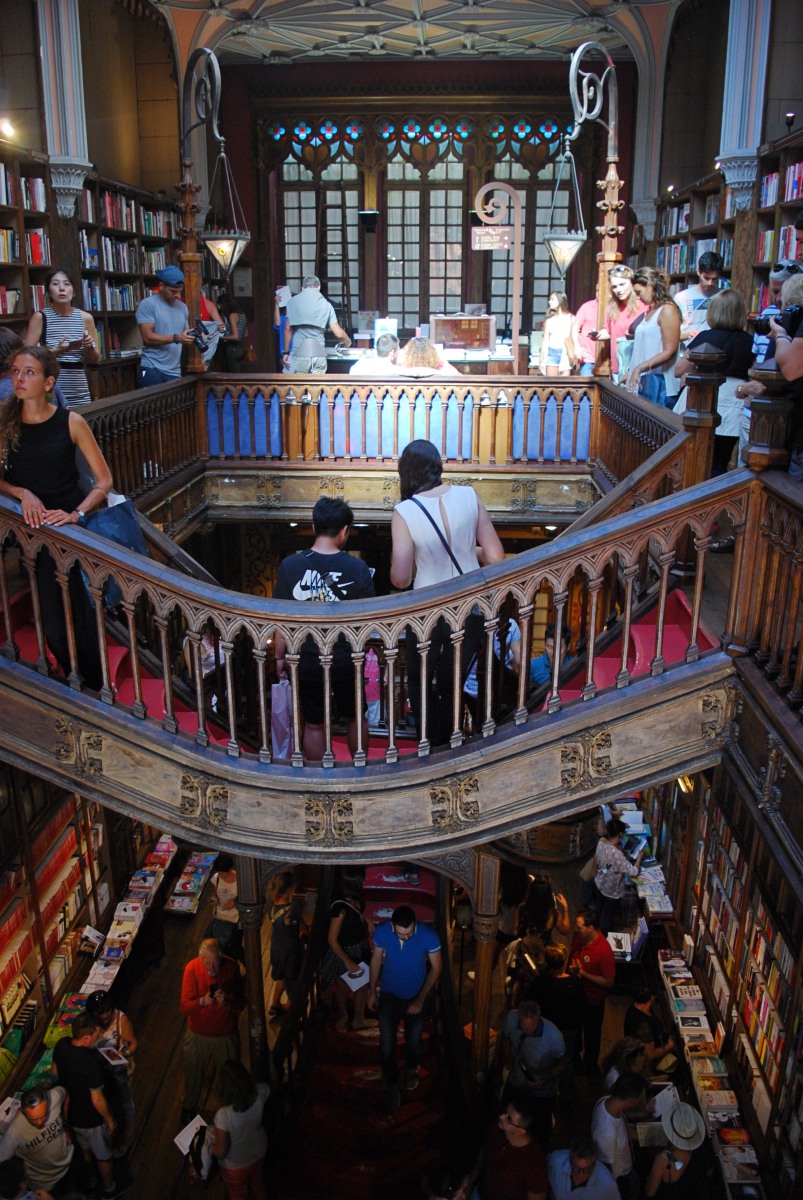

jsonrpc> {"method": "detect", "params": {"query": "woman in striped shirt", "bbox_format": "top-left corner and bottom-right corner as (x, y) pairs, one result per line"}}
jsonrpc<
(25, 267), (99, 407)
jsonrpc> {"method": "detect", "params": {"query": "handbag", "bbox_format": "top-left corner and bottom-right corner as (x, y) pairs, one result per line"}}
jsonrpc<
(188, 1122), (216, 1182)
(271, 678), (293, 759)
(81, 496), (149, 609)
(579, 856), (598, 883)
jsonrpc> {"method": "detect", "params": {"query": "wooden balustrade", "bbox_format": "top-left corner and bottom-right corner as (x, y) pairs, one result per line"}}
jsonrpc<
(4, 467), (796, 778)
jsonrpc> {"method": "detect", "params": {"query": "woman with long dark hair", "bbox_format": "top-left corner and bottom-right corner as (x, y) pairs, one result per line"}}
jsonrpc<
(625, 268), (681, 406)
(390, 439), (504, 746)
(25, 267), (99, 407)
(539, 291), (581, 376)
(0, 346), (111, 688)
(320, 874), (372, 1031)
(211, 1060), (269, 1200)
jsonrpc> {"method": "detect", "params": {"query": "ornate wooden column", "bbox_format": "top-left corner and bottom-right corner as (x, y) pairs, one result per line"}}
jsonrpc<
(471, 849), (499, 1080)
(236, 855), (269, 1080)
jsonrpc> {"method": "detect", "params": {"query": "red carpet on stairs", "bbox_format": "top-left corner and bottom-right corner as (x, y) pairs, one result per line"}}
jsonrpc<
(273, 1016), (455, 1200)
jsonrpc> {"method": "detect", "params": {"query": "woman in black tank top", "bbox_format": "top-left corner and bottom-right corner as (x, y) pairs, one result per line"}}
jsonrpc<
(0, 348), (112, 688)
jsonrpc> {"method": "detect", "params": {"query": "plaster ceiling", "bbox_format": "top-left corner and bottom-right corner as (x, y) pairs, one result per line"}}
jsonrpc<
(145, 0), (665, 64)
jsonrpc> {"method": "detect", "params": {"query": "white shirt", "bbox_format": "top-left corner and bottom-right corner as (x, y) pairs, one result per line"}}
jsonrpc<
(591, 1097), (633, 1178)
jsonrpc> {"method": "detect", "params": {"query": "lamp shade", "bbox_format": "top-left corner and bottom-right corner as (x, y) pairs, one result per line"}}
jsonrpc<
(201, 229), (250, 275)
(543, 231), (586, 279)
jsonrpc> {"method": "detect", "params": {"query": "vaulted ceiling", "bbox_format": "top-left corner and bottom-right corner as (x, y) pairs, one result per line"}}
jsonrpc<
(139, 0), (676, 66)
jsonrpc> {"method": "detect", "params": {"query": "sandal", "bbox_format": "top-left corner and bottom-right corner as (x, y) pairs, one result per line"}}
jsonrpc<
(710, 536), (735, 554)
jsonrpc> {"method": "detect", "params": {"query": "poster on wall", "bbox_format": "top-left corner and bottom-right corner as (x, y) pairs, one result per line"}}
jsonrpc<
(232, 266), (252, 298)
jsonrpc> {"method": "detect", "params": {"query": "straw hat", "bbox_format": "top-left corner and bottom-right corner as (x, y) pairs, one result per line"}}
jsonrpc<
(661, 1102), (705, 1151)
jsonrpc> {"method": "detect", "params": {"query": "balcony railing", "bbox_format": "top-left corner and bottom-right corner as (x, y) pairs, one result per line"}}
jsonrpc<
(82, 374), (685, 496)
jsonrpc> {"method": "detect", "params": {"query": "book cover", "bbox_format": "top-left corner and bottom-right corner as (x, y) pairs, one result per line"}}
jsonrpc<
(701, 1089), (739, 1111)
(715, 1126), (750, 1146)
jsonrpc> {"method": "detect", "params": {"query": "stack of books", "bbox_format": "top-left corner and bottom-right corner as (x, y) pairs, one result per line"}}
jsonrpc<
(165, 851), (217, 915)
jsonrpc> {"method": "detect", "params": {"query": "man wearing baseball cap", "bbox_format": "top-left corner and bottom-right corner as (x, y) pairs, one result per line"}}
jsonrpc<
(753, 258), (802, 363)
(135, 266), (196, 387)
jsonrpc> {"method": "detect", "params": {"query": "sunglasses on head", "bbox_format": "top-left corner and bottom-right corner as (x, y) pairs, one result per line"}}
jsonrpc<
(774, 263), (803, 275)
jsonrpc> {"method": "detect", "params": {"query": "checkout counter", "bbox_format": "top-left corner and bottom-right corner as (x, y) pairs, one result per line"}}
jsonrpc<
(326, 313), (526, 374)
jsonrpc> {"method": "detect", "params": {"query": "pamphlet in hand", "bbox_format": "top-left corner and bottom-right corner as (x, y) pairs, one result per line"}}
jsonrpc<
(174, 1114), (206, 1156)
(340, 962), (369, 993)
(98, 1046), (128, 1069)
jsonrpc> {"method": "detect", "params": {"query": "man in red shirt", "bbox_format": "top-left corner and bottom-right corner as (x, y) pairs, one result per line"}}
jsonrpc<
(568, 908), (615, 1075)
(477, 1098), (548, 1200)
(179, 937), (245, 1124)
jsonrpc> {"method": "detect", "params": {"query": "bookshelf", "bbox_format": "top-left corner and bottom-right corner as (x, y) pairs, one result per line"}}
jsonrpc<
(0, 139), (53, 326)
(0, 769), (108, 1094)
(654, 173), (734, 293)
(78, 174), (179, 365)
(749, 130), (803, 316)
(692, 772), (802, 1198)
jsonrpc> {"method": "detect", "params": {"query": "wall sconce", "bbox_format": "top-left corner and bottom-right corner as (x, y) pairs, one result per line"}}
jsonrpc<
(358, 209), (379, 233)
(786, 111), (795, 132)
(0, 117), (14, 139)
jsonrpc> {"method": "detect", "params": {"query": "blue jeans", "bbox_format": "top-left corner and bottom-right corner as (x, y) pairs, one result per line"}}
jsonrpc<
(578, 361), (595, 376)
(138, 366), (179, 388)
(378, 991), (425, 1083)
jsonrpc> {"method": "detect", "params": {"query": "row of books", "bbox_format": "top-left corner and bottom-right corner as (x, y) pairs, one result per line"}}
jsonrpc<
(659, 950), (766, 1199)
(0, 286), (21, 314)
(35, 826), (78, 893)
(749, 282), (771, 315)
(29, 284), (48, 312)
(0, 865), (23, 918)
(32, 796), (76, 863)
(100, 189), (138, 233)
(79, 833), (178, 993)
(751, 890), (795, 980)
(105, 282), (141, 311)
(101, 235), (141, 274)
(777, 225), (800, 262)
(755, 229), (775, 264)
(19, 176), (47, 212)
(759, 171), (779, 209)
(693, 236), (733, 268)
(43, 884), (85, 956)
(0, 165), (13, 207)
(25, 228), (50, 265)
(164, 849), (218, 915)
(657, 241), (688, 276)
(0, 227), (20, 263)
(0, 926), (35, 997)
(783, 160), (803, 202)
(660, 201), (691, 237)
(40, 858), (83, 932)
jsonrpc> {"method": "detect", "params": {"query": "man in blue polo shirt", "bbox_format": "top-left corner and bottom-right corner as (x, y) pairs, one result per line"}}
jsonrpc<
(368, 903), (441, 1113)
(502, 999), (566, 1151)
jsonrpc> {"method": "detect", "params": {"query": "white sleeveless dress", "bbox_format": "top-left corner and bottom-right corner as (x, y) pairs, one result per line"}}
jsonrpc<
(395, 486), (480, 588)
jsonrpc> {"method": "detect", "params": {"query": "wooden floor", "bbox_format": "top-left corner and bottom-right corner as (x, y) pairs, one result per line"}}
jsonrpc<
(114, 887), (283, 1200)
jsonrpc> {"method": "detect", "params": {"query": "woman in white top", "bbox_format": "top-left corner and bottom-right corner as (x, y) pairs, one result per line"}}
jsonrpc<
(625, 268), (681, 407)
(25, 268), (99, 407)
(539, 291), (581, 376)
(205, 852), (242, 961)
(212, 1060), (269, 1200)
(390, 438), (504, 745)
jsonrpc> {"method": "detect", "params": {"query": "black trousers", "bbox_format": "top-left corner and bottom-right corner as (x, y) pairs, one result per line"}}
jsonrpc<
(35, 548), (102, 690)
(406, 612), (484, 746)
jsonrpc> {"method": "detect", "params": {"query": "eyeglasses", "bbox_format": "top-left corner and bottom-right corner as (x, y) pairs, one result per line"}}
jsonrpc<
(500, 1110), (527, 1130)
(773, 262), (803, 275)
(608, 267), (633, 279)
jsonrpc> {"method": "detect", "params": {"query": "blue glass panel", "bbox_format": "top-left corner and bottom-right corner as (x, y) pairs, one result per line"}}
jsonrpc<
(269, 391), (283, 457)
(576, 393), (591, 460)
(206, 392), (220, 456)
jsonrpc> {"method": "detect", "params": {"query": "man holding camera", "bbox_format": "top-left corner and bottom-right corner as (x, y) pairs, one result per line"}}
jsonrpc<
(502, 999), (565, 1152)
(736, 272), (803, 478)
(179, 937), (245, 1125)
(135, 265), (198, 387)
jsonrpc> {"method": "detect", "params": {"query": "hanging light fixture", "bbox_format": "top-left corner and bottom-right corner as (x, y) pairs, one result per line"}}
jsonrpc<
(543, 134), (587, 280)
(202, 144), (250, 275)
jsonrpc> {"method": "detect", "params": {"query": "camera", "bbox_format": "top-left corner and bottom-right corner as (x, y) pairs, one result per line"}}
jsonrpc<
(190, 319), (209, 353)
(754, 304), (802, 339)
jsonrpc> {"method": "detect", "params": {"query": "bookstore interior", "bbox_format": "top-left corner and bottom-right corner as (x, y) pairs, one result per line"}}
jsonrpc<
(0, 4), (802, 1199)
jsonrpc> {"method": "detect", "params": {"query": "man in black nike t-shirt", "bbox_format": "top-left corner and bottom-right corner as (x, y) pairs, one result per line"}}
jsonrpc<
(273, 497), (375, 760)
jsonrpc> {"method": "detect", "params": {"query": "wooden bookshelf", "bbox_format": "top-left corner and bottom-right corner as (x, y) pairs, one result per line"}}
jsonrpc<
(692, 773), (802, 1198)
(0, 138), (53, 327)
(78, 173), (179, 365)
(0, 770), (108, 1096)
(654, 172), (735, 292)
(749, 130), (803, 315)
